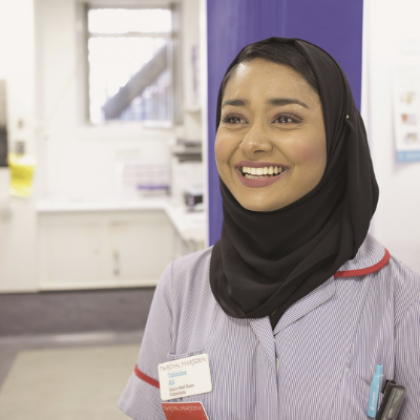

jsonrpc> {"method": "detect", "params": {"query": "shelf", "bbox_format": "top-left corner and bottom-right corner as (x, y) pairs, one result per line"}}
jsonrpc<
(36, 197), (170, 213)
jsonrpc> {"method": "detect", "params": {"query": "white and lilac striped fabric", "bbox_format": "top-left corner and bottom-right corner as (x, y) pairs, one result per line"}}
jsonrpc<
(118, 234), (420, 420)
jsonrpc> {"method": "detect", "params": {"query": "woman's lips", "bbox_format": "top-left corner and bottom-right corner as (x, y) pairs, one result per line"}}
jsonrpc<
(234, 162), (289, 188)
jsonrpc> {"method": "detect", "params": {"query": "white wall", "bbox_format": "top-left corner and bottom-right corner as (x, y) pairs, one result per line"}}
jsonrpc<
(181, 0), (202, 140)
(364, 0), (420, 271)
(0, 0), (38, 291)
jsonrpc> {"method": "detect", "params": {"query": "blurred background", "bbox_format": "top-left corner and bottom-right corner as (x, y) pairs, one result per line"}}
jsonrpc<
(0, 0), (420, 418)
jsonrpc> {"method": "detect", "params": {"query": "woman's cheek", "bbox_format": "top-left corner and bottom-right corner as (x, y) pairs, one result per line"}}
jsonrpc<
(214, 136), (223, 162)
(214, 133), (234, 167)
(290, 136), (327, 171)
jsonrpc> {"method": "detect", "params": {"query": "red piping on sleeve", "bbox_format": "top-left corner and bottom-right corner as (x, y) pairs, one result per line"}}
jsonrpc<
(334, 248), (391, 278)
(134, 365), (160, 389)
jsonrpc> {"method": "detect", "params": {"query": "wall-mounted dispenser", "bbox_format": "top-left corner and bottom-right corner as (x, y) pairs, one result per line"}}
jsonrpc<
(0, 80), (8, 167)
(8, 120), (35, 198)
(0, 80), (10, 214)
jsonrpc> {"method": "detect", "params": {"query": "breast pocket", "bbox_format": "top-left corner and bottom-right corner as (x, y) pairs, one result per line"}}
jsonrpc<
(334, 368), (384, 420)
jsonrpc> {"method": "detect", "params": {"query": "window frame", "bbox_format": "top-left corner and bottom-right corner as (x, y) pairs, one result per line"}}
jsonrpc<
(79, 1), (183, 127)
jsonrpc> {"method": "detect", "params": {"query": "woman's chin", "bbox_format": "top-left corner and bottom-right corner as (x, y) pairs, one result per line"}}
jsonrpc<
(237, 197), (285, 212)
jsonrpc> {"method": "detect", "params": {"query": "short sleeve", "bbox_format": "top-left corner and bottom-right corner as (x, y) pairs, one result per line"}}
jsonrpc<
(394, 299), (420, 420)
(118, 262), (173, 420)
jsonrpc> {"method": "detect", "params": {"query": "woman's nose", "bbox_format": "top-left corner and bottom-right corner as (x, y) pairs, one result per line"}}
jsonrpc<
(239, 122), (273, 155)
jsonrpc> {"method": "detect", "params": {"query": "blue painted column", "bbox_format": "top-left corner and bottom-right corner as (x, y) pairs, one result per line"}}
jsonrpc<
(207, 0), (364, 245)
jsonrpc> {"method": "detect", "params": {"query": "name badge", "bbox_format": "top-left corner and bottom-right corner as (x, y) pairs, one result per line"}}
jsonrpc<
(158, 354), (212, 401)
(162, 402), (209, 420)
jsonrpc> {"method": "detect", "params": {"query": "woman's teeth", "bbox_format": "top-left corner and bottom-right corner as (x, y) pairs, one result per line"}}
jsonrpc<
(240, 166), (285, 178)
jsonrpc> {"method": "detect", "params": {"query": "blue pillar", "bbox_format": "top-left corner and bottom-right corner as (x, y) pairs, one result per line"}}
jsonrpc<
(207, 0), (364, 245)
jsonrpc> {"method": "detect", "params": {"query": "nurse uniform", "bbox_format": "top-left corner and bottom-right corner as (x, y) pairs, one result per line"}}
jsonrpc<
(118, 234), (420, 420)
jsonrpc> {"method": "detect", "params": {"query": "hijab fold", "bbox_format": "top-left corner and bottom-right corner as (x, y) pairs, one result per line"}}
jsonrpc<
(209, 38), (379, 328)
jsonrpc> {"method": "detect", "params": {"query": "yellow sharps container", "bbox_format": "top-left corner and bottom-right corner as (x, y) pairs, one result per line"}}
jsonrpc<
(8, 140), (35, 197)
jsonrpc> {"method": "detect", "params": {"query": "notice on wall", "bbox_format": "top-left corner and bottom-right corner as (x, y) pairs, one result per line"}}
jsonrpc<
(394, 65), (420, 162)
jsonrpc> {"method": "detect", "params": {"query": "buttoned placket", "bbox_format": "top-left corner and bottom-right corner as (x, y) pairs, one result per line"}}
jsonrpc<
(248, 316), (279, 420)
(248, 277), (336, 420)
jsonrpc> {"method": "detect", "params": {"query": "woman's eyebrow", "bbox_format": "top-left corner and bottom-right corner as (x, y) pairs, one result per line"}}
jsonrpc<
(221, 99), (249, 108)
(267, 98), (309, 108)
(221, 98), (309, 109)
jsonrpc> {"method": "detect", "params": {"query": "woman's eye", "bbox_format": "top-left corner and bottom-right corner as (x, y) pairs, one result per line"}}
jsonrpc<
(222, 115), (245, 124)
(274, 114), (298, 124)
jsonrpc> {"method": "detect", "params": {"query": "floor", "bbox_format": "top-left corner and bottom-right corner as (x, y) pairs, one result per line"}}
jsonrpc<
(0, 288), (154, 419)
(0, 288), (155, 336)
(0, 331), (143, 419)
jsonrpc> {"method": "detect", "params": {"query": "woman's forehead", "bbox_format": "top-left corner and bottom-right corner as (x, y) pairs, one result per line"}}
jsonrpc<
(223, 59), (320, 105)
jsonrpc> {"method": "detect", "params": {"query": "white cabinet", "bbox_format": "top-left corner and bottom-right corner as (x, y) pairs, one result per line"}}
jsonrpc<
(108, 213), (174, 281)
(39, 219), (104, 287)
(38, 210), (174, 290)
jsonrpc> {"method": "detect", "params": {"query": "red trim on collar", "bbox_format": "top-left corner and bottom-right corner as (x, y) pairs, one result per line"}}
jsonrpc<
(334, 248), (391, 278)
(134, 365), (160, 389)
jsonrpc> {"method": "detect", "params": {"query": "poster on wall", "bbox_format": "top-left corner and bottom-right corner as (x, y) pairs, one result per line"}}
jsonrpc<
(393, 65), (420, 162)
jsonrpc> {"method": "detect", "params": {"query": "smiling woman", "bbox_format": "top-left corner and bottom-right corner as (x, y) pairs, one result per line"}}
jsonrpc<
(118, 38), (420, 420)
(210, 39), (358, 327)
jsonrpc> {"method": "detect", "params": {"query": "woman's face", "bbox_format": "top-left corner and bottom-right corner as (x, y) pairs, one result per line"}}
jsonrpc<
(215, 58), (327, 212)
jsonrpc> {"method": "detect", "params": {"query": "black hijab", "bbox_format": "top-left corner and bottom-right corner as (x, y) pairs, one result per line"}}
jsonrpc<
(209, 37), (379, 328)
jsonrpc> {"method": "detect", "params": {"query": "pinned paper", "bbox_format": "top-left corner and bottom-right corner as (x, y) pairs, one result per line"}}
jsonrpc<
(394, 64), (420, 162)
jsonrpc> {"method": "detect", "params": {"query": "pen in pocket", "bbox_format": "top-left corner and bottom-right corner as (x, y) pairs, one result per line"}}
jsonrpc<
(367, 364), (383, 418)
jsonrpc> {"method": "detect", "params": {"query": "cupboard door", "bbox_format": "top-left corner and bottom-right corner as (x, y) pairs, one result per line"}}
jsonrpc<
(39, 218), (105, 288)
(108, 212), (174, 285)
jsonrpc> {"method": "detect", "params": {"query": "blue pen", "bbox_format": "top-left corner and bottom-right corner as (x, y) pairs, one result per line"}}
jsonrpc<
(367, 364), (383, 418)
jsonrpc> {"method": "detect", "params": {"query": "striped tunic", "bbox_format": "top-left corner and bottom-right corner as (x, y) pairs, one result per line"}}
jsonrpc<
(118, 234), (420, 420)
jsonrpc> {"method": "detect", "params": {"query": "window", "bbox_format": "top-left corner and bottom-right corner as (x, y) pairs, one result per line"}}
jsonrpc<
(86, 7), (174, 125)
